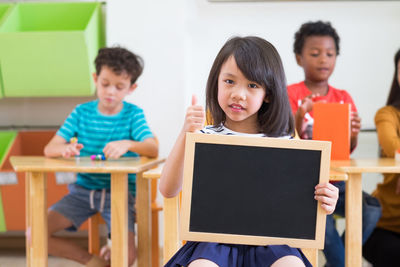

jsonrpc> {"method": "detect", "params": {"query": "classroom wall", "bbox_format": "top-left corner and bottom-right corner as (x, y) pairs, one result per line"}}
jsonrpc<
(1, 1), (399, 158)
(107, 0), (400, 157)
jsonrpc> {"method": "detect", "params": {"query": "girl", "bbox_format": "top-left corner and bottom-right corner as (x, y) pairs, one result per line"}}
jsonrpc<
(363, 48), (400, 267)
(159, 36), (339, 267)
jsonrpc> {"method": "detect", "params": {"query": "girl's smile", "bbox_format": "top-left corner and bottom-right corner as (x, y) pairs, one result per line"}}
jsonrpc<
(229, 103), (245, 112)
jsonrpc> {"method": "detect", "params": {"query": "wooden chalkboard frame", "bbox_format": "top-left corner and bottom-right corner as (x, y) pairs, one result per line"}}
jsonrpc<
(181, 132), (331, 249)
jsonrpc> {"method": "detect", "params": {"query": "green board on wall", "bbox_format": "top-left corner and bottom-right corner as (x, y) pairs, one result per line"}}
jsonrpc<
(0, 3), (14, 99)
(0, 2), (105, 97)
(0, 131), (17, 232)
(0, 189), (5, 232)
(0, 131), (17, 168)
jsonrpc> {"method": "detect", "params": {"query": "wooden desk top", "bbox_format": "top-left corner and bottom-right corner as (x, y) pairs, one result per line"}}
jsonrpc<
(10, 156), (165, 173)
(329, 170), (348, 181)
(143, 164), (164, 179)
(331, 158), (400, 173)
(140, 164), (348, 182)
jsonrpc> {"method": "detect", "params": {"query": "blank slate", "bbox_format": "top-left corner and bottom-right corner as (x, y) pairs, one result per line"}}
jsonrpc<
(181, 133), (331, 249)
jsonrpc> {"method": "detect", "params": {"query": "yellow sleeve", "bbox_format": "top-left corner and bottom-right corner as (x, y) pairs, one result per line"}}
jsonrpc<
(375, 106), (400, 157)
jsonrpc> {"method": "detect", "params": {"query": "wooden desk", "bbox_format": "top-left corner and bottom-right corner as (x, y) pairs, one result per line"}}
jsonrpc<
(10, 156), (164, 267)
(331, 158), (400, 267)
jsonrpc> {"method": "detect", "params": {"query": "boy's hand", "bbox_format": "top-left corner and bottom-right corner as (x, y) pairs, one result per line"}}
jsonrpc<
(103, 140), (131, 159)
(298, 93), (323, 116)
(62, 143), (83, 158)
(182, 95), (205, 133)
(351, 111), (361, 138)
(314, 182), (339, 214)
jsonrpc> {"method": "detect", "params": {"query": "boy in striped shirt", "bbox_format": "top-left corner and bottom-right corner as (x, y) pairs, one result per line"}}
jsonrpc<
(44, 47), (158, 267)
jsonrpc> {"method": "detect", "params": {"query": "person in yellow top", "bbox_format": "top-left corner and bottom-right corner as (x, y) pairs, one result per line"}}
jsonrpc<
(363, 48), (400, 267)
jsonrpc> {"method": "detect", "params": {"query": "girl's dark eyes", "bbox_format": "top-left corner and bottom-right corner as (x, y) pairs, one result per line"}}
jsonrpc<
(225, 79), (234, 84)
(248, 83), (258, 89)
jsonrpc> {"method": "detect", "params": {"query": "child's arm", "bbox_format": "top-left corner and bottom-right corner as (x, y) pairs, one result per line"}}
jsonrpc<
(103, 137), (158, 159)
(350, 111), (361, 152)
(44, 135), (83, 158)
(294, 94), (318, 137)
(159, 95), (205, 198)
(314, 182), (339, 214)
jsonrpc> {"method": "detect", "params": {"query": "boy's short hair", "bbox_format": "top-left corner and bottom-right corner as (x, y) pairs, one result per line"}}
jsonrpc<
(293, 21), (340, 55)
(95, 47), (144, 84)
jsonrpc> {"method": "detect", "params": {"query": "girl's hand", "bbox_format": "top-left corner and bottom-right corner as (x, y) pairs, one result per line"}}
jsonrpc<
(62, 143), (83, 158)
(350, 111), (361, 138)
(103, 140), (131, 159)
(314, 182), (339, 214)
(182, 94), (205, 133)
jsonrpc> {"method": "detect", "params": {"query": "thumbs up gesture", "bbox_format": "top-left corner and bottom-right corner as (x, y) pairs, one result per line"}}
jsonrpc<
(182, 94), (206, 133)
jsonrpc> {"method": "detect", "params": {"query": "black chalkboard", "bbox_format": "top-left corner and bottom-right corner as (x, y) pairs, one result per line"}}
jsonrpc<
(190, 143), (320, 239)
(181, 133), (330, 248)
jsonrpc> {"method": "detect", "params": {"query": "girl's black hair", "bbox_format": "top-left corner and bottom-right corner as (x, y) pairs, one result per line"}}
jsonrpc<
(386, 49), (400, 108)
(206, 36), (294, 137)
(293, 21), (340, 55)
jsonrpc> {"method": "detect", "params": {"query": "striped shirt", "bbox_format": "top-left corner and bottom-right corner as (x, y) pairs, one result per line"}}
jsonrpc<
(200, 125), (291, 139)
(57, 100), (154, 195)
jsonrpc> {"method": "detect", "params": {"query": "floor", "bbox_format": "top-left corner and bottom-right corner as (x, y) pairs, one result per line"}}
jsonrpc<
(0, 248), (142, 267)
(0, 249), (83, 267)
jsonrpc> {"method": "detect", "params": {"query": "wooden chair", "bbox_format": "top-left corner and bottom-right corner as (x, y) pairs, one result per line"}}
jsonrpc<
(88, 177), (162, 267)
(163, 194), (319, 266)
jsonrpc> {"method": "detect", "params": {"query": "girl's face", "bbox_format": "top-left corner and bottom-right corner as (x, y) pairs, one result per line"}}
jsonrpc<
(217, 56), (268, 133)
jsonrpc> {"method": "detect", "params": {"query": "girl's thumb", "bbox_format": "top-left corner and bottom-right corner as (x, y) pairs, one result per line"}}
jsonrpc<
(192, 94), (197, 106)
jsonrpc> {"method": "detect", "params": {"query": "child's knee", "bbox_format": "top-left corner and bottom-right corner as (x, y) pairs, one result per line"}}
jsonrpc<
(47, 209), (73, 235)
(271, 256), (305, 267)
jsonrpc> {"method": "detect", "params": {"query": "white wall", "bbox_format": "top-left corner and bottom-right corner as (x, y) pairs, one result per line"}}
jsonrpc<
(107, 0), (188, 158)
(107, 0), (400, 156)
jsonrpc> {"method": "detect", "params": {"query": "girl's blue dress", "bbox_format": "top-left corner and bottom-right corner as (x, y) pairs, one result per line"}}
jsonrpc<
(164, 241), (312, 267)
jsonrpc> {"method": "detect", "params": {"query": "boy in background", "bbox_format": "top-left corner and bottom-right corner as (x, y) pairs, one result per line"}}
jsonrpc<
(287, 21), (381, 267)
(44, 47), (158, 267)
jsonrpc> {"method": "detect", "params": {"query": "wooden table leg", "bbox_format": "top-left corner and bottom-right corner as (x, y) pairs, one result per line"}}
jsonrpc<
(25, 173), (31, 267)
(345, 173), (362, 267)
(111, 173), (128, 267)
(27, 172), (48, 267)
(136, 172), (152, 267)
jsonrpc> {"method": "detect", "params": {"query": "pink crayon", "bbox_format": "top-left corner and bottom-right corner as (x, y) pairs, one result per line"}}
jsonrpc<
(91, 154), (106, 161)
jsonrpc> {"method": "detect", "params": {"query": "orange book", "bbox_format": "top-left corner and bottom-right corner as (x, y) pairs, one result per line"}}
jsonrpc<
(313, 102), (350, 160)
